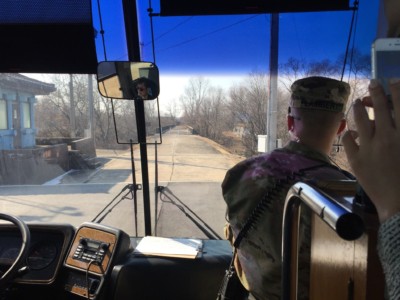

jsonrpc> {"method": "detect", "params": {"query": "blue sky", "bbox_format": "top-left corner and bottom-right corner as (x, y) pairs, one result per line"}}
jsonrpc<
(93, 1), (381, 75)
(98, 0), (379, 76)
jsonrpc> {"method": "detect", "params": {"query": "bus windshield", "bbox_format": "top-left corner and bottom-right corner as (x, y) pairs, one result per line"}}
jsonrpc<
(0, 0), (380, 239)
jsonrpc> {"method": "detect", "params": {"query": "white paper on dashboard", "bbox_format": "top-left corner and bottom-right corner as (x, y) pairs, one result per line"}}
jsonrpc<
(133, 236), (203, 259)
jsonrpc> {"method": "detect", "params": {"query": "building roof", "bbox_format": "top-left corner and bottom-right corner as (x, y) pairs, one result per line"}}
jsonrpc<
(0, 73), (56, 95)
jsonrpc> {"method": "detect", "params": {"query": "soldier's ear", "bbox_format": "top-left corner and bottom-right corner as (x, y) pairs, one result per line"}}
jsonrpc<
(287, 115), (294, 131)
(337, 119), (346, 135)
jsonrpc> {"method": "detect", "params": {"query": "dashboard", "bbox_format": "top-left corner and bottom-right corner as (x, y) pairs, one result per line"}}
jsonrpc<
(0, 222), (132, 300)
(0, 222), (230, 300)
(0, 224), (74, 284)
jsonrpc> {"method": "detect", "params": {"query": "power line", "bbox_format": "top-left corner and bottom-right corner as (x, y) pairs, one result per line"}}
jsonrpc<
(157, 14), (261, 52)
(143, 17), (194, 46)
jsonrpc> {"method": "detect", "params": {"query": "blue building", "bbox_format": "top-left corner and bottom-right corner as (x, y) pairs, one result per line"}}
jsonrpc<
(0, 74), (56, 150)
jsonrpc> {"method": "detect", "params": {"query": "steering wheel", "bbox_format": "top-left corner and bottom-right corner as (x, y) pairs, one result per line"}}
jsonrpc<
(0, 213), (30, 288)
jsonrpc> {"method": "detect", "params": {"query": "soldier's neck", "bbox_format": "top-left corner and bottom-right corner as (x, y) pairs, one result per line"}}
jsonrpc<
(294, 138), (332, 156)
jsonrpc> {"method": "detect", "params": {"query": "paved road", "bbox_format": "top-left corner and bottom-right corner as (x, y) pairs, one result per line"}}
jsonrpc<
(0, 127), (244, 238)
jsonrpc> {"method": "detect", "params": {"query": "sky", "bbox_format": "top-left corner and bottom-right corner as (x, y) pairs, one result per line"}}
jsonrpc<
(89, 0), (383, 114)
(93, 0), (380, 69)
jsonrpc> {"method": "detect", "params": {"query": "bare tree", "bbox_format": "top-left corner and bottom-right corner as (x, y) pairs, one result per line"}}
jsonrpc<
(338, 48), (371, 104)
(280, 57), (309, 92)
(228, 72), (269, 157)
(165, 98), (179, 122)
(110, 100), (138, 144)
(71, 74), (90, 137)
(35, 75), (75, 138)
(200, 86), (227, 141)
(178, 77), (233, 148)
(35, 95), (70, 137)
(93, 95), (115, 147)
(307, 59), (340, 77)
(275, 89), (291, 146)
(280, 57), (341, 93)
(180, 77), (210, 134)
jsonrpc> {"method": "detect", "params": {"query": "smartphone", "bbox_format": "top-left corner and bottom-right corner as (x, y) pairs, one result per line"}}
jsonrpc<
(371, 38), (400, 98)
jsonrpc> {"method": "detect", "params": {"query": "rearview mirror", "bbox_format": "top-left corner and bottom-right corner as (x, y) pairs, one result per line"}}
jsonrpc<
(97, 61), (160, 100)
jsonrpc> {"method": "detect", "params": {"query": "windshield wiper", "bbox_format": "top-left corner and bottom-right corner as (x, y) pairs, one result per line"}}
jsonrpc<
(91, 141), (141, 237)
(158, 186), (222, 240)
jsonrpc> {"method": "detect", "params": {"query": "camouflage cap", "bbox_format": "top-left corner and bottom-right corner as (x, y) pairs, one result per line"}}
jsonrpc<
(290, 76), (350, 112)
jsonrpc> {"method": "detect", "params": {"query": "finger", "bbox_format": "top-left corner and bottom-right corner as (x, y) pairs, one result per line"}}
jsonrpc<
(361, 96), (373, 107)
(342, 130), (359, 162)
(352, 98), (373, 145)
(368, 79), (394, 132)
(390, 79), (400, 127)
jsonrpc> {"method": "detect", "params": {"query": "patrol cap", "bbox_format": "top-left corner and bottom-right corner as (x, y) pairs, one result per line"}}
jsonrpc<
(290, 76), (350, 113)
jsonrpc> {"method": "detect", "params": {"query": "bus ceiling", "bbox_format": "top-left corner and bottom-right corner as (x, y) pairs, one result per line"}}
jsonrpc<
(0, 0), (97, 74)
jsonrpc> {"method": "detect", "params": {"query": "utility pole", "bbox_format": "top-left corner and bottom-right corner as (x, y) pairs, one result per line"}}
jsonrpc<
(69, 74), (76, 138)
(87, 74), (95, 141)
(266, 13), (279, 152)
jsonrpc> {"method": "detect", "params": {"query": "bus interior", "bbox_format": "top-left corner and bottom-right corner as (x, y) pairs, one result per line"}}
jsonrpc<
(0, 0), (392, 299)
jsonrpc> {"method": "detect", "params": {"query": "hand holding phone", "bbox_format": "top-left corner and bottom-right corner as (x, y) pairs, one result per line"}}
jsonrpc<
(371, 38), (400, 99)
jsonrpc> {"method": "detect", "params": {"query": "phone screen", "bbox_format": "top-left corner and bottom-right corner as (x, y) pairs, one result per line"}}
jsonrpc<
(372, 39), (400, 96)
(376, 51), (400, 95)
(376, 51), (400, 78)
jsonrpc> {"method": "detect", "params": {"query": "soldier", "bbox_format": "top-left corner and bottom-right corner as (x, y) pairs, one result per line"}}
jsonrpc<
(134, 77), (156, 100)
(222, 76), (354, 300)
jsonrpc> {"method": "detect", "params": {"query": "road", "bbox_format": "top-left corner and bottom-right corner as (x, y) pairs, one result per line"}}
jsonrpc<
(0, 127), (244, 238)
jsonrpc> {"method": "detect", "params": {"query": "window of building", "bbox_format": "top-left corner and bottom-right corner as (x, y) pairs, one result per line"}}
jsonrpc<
(22, 102), (31, 128)
(0, 100), (7, 129)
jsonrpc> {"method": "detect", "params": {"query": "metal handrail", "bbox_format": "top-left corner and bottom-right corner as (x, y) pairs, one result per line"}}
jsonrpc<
(281, 182), (365, 300)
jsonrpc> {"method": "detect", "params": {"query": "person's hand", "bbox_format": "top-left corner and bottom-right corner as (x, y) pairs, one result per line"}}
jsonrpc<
(384, 0), (400, 37)
(342, 79), (400, 223)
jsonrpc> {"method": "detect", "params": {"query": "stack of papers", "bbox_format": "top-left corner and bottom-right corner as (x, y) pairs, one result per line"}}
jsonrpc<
(133, 236), (203, 259)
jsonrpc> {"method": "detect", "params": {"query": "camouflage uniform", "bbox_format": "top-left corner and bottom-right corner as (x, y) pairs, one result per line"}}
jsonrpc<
(377, 212), (400, 300)
(222, 77), (351, 300)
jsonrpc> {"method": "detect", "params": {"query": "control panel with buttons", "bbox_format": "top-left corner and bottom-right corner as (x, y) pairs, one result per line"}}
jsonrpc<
(73, 238), (109, 263)
(65, 224), (117, 275)
(64, 222), (132, 299)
